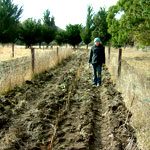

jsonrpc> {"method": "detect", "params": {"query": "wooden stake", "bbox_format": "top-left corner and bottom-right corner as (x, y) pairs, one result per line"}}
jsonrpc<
(118, 48), (122, 77)
(12, 44), (14, 57)
(108, 46), (110, 64)
(57, 47), (59, 63)
(31, 48), (35, 73)
(56, 47), (59, 57)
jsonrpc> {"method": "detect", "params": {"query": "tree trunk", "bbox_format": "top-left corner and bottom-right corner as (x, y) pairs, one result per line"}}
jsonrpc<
(12, 43), (14, 57)
(86, 44), (88, 49)
(47, 44), (49, 49)
(39, 43), (41, 49)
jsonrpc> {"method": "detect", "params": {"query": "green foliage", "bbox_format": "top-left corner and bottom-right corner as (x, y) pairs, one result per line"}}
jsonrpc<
(92, 7), (111, 45)
(122, 0), (150, 46)
(36, 19), (43, 47)
(55, 29), (67, 46)
(107, 5), (129, 47)
(66, 24), (83, 48)
(43, 9), (57, 46)
(81, 5), (94, 48)
(0, 0), (23, 43)
(19, 18), (40, 48)
(19, 9), (57, 48)
(107, 0), (150, 47)
(42, 25), (57, 46)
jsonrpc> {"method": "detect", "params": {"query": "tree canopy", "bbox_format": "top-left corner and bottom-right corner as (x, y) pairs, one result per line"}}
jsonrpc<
(19, 9), (57, 48)
(55, 29), (68, 46)
(66, 24), (83, 48)
(0, 0), (23, 43)
(42, 9), (57, 47)
(107, 0), (150, 47)
(92, 7), (111, 45)
(19, 18), (40, 48)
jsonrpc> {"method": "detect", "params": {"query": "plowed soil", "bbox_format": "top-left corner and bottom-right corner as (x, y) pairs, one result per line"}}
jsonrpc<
(0, 50), (138, 150)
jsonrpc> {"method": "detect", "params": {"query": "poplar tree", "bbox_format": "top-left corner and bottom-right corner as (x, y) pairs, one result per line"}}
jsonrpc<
(81, 5), (94, 49)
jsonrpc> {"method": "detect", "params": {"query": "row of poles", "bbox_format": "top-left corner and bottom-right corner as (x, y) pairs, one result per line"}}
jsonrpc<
(31, 46), (122, 77)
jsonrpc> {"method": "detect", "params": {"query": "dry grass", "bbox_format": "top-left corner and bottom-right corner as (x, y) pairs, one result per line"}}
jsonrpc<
(106, 47), (150, 150)
(0, 45), (72, 94)
(0, 45), (30, 61)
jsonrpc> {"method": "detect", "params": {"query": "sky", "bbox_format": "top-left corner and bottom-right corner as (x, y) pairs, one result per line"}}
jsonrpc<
(13, 0), (118, 29)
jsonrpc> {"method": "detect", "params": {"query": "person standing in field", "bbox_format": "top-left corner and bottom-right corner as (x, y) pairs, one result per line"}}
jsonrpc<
(88, 37), (105, 86)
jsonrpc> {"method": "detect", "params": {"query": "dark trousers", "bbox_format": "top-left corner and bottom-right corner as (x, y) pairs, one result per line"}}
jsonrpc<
(92, 64), (102, 84)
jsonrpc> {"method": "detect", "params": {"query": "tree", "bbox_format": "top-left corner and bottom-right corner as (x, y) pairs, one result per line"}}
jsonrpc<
(19, 18), (39, 48)
(92, 7), (111, 45)
(42, 25), (56, 48)
(0, 0), (23, 56)
(0, 0), (23, 43)
(55, 29), (68, 46)
(36, 19), (43, 48)
(117, 0), (150, 46)
(66, 24), (83, 48)
(107, 0), (150, 47)
(81, 5), (94, 49)
(107, 5), (128, 48)
(43, 9), (57, 48)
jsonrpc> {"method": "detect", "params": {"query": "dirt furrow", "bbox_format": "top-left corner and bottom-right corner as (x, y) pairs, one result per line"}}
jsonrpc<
(52, 56), (93, 150)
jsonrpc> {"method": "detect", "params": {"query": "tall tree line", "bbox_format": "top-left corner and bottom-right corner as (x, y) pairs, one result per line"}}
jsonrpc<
(1, 0), (149, 50)
(0, 0), (58, 49)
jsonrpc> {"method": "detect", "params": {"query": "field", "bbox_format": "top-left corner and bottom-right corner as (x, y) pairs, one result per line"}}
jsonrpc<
(0, 48), (139, 150)
(106, 47), (150, 150)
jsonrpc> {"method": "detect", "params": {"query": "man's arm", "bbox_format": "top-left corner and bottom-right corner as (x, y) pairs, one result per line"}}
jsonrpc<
(88, 48), (93, 64)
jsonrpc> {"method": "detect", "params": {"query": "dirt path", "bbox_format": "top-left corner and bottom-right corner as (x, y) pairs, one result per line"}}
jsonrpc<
(0, 50), (138, 150)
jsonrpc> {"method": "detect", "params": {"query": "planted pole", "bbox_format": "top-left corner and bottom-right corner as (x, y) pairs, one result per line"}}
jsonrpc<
(31, 48), (35, 73)
(57, 47), (59, 63)
(57, 47), (59, 57)
(118, 48), (122, 77)
(12, 44), (14, 57)
(108, 46), (110, 64)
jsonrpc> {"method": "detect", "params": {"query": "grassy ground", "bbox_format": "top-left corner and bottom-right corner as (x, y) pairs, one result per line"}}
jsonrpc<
(0, 45), (30, 61)
(106, 47), (150, 150)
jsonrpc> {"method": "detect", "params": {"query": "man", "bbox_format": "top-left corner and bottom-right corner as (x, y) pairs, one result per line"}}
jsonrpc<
(88, 37), (105, 86)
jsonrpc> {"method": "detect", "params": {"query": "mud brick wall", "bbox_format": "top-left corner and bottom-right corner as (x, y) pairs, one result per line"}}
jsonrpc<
(0, 56), (32, 85)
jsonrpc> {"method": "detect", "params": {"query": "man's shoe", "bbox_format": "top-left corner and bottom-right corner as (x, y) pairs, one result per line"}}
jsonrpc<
(97, 83), (101, 86)
(93, 83), (97, 85)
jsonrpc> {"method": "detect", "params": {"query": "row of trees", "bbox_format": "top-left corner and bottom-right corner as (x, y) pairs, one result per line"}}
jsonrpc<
(55, 6), (111, 49)
(19, 10), (57, 48)
(0, 0), (57, 48)
(0, 0), (110, 50)
(1, 0), (149, 50)
(81, 0), (150, 48)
